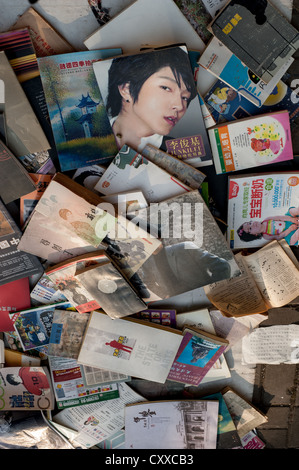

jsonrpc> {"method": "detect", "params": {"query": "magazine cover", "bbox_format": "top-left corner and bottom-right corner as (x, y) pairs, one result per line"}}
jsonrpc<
(208, 111), (293, 174)
(227, 172), (299, 249)
(0, 366), (54, 410)
(38, 49), (122, 171)
(92, 45), (213, 168)
(204, 79), (299, 125)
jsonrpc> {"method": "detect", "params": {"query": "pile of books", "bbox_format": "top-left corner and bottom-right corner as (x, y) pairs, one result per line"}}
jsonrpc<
(0, 0), (298, 450)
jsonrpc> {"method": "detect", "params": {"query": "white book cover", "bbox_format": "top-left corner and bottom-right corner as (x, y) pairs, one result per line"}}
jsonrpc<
(94, 145), (191, 203)
(124, 399), (219, 449)
(77, 311), (183, 383)
(84, 0), (206, 54)
(198, 37), (294, 107)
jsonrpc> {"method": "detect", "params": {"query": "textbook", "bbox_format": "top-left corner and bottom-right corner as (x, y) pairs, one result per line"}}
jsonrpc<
(92, 45), (213, 168)
(204, 240), (299, 316)
(77, 310), (183, 383)
(227, 172), (299, 250)
(208, 0), (299, 83)
(124, 399), (219, 449)
(167, 325), (229, 386)
(38, 49), (122, 171)
(208, 111), (293, 174)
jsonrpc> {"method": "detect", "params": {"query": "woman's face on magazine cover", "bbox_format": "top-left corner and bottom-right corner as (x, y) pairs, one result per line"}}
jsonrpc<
(128, 66), (191, 136)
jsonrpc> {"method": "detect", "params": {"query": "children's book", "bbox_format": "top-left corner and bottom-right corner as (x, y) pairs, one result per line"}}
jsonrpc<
(84, 0), (206, 54)
(0, 139), (36, 205)
(0, 366), (54, 410)
(10, 7), (75, 57)
(38, 49), (122, 171)
(20, 174), (53, 227)
(10, 301), (73, 352)
(167, 325), (228, 386)
(45, 251), (110, 314)
(0, 200), (43, 287)
(204, 240), (299, 316)
(77, 310), (183, 383)
(48, 356), (120, 409)
(204, 78), (299, 125)
(208, 111), (293, 174)
(0, 51), (49, 159)
(227, 172), (299, 250)
(124, 399), (219, 449)
(208, 0), (299, 83)
(92, 45), (213, 168)
(198, 36), (293, 107)
(0, 278), (31, 332)
(141, 143), (206, 190)
(94, 145), (192, 203)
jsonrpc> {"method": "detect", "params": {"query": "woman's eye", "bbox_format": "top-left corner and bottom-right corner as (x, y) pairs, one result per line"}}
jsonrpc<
(160, 85), (171, 91)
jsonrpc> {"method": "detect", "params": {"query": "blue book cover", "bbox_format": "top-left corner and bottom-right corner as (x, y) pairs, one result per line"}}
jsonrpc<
(38, 49), (122, 171)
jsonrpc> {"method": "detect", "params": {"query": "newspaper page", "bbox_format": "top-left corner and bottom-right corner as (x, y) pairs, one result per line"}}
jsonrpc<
(243, 240), (299, 308)
(52, 382), (146, 448)
(204, 253), (268, 316)
(242, 324), (299, 365)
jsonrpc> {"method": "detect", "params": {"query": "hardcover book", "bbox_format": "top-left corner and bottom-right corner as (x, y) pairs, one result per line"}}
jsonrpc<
(10, 7), (75, 57)
(84, 0), (206, 54)
(227, 172), (299, 249)
(77, 310), (183, 383)
(0, 139), (36, 205)
(204, 78), (299, 125)
(198, 36), (293, 107)
(208, 0), (299, 83)
(94, 145), (192, 203)
(92, 45), (213, 168)
(167, 326), (229, 386)
(38, 49), (122, 171)
(124, 399), (219, 449)
(0, 366), (54, 410)
(0, 278), (31, 332)
(208, 111), (293, 174)
(0, 200), (43, 287)
(0, 51), (49, 159)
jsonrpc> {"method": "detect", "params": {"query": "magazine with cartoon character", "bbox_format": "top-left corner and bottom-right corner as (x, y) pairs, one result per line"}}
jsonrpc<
(0, 366), (54, 410)
(208, 111), (293, 174)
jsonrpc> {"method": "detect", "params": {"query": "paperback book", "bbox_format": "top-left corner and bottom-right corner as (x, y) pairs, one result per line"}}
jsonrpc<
(208, 111), (293, 174)
(92, 45), (213, 168)
(77, 310), (183, 383)
(167, 326), (229, 386)
(38, 49), (122, 171)
(0, 278), (31, 332)
(20, 174), (52, 227)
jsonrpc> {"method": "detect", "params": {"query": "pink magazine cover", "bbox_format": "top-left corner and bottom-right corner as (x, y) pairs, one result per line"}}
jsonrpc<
(208, 110), (294, 174)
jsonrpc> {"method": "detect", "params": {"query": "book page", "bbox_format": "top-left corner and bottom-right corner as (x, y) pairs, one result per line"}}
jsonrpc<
(243, 241), (299, 308)
(242, 324), (299, 365)
(204, 253), (268, 316)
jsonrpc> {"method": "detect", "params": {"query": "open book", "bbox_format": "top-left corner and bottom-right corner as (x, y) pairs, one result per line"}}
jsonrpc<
(204, 240), (299, 316)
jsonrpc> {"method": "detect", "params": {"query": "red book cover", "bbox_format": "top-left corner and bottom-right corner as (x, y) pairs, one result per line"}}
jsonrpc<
(0, 277), (31, 331)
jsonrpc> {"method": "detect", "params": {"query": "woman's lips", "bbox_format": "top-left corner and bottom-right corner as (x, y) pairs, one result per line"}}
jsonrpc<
(164, 116), (177, 127)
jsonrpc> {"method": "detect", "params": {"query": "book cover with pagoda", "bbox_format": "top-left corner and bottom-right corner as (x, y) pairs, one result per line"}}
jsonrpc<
(38, 49), (122, 171)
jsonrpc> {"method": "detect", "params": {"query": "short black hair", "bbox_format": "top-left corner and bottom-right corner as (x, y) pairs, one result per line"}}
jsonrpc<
(106, 46), (197, 117)
(237, 223), (263, 242)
